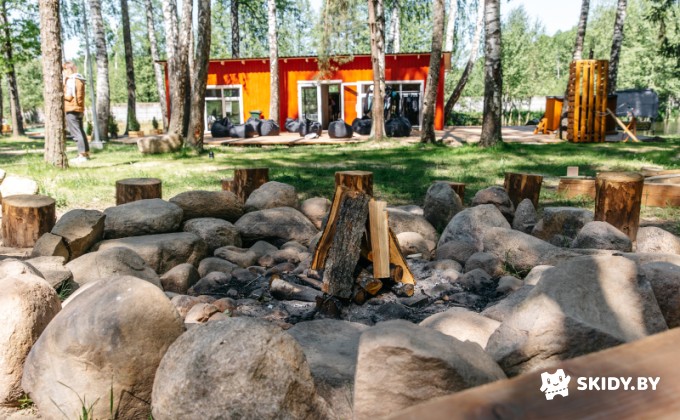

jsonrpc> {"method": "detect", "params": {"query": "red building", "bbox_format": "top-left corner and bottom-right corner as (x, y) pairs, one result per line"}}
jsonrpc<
(164, 53), (450, 132)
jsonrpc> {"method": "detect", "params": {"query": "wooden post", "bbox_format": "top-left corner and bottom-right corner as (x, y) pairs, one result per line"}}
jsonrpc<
(232, 168), (269, 202)
(2, 194), (56, 247)
(115, 178), (162, 205)
(504, 173), (543, 208)
(335, 170), (373, 195)
(594, 172), (644, 241)
(221, 178), (234, 192)
(368, 200), (390, 279)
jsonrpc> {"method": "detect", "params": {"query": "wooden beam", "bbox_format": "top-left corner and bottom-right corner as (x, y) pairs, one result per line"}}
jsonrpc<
(368, 200), (390, 279)
(390, 328), (680, 420)
(606, 109), (640, 143)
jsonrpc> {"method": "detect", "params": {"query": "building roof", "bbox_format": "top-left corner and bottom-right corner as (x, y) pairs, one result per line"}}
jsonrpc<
(156, 51), (451, 65)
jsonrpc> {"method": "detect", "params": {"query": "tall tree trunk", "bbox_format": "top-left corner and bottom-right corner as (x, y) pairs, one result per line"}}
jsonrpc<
(268, 0), (279, 123)
(0, 75), (3, 126)
(608, 0), (628, 94)
(444, 0), (457, 53)
(573, 0), (590, 60)
(39, 0), (67, 168)
(388, 3), (400, 53)
(231, 0), (239, 58)
(88, 0), (109, 141)
(120, 0), (137, 134)
(162, 0), (183, 137)
(368, 0), (385, 139)
(1, 0), (24, 136)
(187, 0), (211, 150)
(420, 0), (446, 143)
(81, 0), (101, 144)
(443, 0), (483, 122)
(145, 0), (168, 130)
(179, 0), (193, 137)
(479, 0), (502, 147)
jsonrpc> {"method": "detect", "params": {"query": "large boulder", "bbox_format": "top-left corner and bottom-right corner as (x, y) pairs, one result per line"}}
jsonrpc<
(636, 227), (680, 255)
(288, 319), (368, 419)
(353, 320), (505, 419)
(137, 133), (183, 154)
(486, 255), (667, 376)
(0, 276), (60, 405)
(419, 307), (500, 349)
(0, 259), (44, 281)
(151, 318), (332, 419)
(22, 276), (184, 419)
(531, 207), (593, 242)
(66, 246), (161, 288)
(0, 176), (38, 202)
(50, 209), (106, 259)
(640, 262), (680, 328)
(423, 182), (463, 231)
(300, 197), (332, 230)
(244, 181), (298, 212)
(387, 208), (438, 243)
(481, 285), (535, 322)
(95, 232), (207, 274)
(182, 218), (241, 253)
(103, 199), (183, 239)
(471, 186), (514, 220)
(438, 204), (511, 250)
(169, 190), (243, 222)
(571, 221), (632, 251)
(512, 198), (538, 233)
(235, 207), (318, 246)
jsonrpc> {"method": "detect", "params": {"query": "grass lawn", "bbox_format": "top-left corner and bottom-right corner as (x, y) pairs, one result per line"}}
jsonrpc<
(1, 135), (679, 233)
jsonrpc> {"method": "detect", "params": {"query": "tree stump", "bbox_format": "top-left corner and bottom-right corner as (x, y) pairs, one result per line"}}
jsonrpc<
(335, 171), (373, 195)
(504, 172), (543, 208)
(115, 178), (162, 205)
(557, 177), (596, 199)
(595, 172), (644, 241)
(232, 168), (269, 202)
(2, 194), (56, 247)
(221, 178), (234, 192)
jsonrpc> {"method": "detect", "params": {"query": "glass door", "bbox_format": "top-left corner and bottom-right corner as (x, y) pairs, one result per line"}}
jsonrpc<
(301, 85), (319, 122)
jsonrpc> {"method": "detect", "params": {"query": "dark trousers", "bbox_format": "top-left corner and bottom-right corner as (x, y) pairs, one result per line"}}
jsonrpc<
(66, 112), (89, 154)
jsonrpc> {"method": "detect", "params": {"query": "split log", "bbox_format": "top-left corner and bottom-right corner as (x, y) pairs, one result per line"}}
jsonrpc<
(368, 200), (390, 278)
(595, 172), (644, 241)
(2, 194), (56, 247)
(557, 177), (596, 199)
(315, 295), (343, 318)
(232, 168), (269, 202)
(221, 178), (234, 192)
(504, 172), (543, 208)
(297, 274), (324, 290)
(357, 270), (383, 295)
(269, 277), (322, 302)
(352, 287), (368, 305)
(388, 229), (415, 295)
(335, 170), (373, 195)
(115, 178), (162, 205)
(315, 186), (371, 299)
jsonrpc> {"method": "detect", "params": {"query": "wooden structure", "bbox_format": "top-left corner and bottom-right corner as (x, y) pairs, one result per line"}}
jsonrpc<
(2, 195), (56, 247)
(503, 173), (543, 208)
(642, 183), (680, 208)
(557, 177), (596, 199)
(594, 172), (644, 241)
(533, 97), (563, 135)
(391, 327), (680, 420)
(606, 109), (640, 142)
(115, 178), (162, 205)
(221, 168), (270, 202)
(567, 60), (608, 143)
(312, 171), (415, 300)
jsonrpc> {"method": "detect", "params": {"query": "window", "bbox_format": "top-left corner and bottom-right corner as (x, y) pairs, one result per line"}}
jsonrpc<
(359, 82), (423, 127)
(205, 85), (243, 131)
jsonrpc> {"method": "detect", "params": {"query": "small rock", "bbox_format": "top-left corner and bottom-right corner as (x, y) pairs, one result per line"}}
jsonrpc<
(531, 207), (593, 242)
(170, 295), (200, 318)
(213, 297), (237, 313)
(396, 231), (433, 259)
(388, 208), (439, 243)
(426, 259), (463, 272)
(189, 272), (232, 296)
(160, 263), (200, 294)
(458, 268), (495, 294)
(235, 207), (319, 246)
(496, 275), (523, 294)
(169, 190), (243, 222)
(373, 302), (410, 323)
(51, 209), (106, 259)
(400, 294), (430, 308)
(184, 303), (220, 324)
(435, 240), (479, 264)
(197, 257), (238, 278)
(24, 256), (73, 289)
(423, 181), (463, 231)
(30, 233), (70, 260)
(512, 198), (537, 233)
(636, 227), (680, 255)
(471, 186), (514, 221)
(465, 252), (504, 277)
(214, 246), (258, 268)
(420, 307), (501, 348)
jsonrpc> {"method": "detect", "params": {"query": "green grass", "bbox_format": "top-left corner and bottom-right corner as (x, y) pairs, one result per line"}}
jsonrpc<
(1, 134), (679, 232)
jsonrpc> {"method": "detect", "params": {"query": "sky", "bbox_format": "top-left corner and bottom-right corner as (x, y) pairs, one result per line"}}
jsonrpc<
(65, 0), (583, 60)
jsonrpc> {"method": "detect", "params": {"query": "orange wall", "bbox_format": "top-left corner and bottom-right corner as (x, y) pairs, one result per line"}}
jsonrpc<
(167, 54), (446, 130)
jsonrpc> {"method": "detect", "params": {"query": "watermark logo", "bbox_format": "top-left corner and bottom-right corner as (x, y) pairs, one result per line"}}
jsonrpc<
(540, 369), (571, 400)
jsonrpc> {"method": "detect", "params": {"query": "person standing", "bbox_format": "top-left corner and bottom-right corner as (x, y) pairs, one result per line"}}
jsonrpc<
(63, 62), (89, 163)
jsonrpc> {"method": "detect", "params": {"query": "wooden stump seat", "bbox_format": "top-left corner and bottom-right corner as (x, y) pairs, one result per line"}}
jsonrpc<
(115, 178), (162, 205)
(2, 194), (56, 247)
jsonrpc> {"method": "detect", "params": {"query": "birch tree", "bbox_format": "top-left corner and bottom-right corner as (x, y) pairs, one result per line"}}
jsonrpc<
(420, 0), (445, 143)
(608, 0), (628, 94)
(120, 0), (137, 133)
(87, 0), (109, 141)
(368, 0), (386, 139)
(145, 0), (168, 129)
(573, 0), (591, 60)
(479, 0), (502, 147)
(268, 0), (279, 123)
(444, 0), (457, 53)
